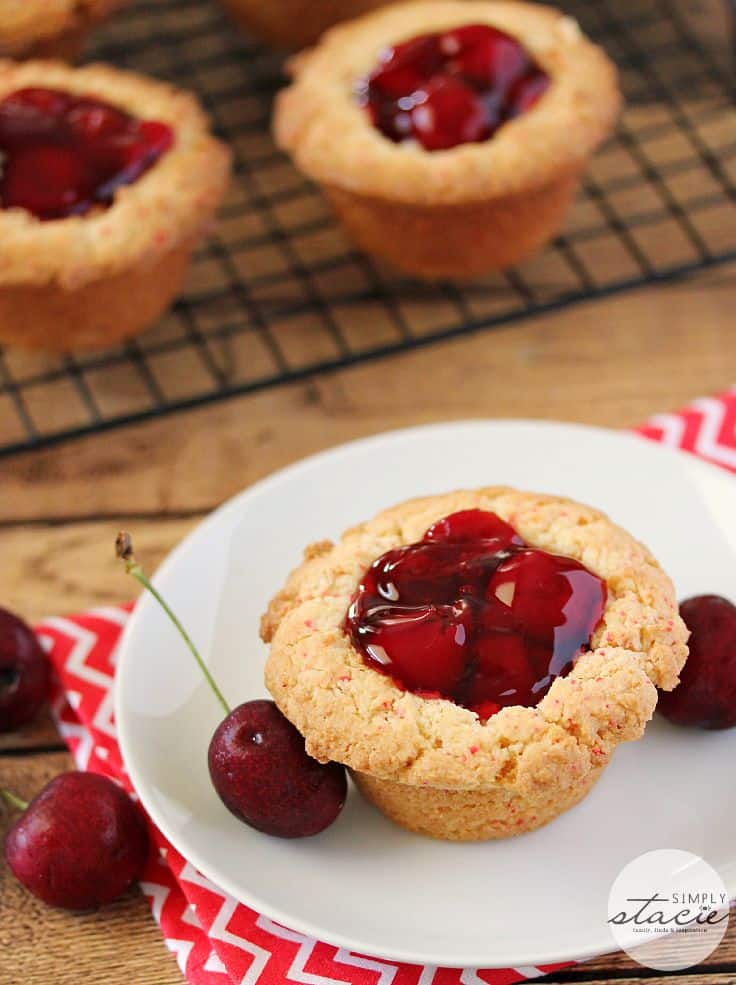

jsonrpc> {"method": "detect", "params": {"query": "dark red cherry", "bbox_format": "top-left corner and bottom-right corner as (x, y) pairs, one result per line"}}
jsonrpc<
(370, 35), (443, 99)
(411, 76), (491, 151)
(507, 71), (551, 117)
(344, 510), (606, 718)
(363, 24), (549, 150)
(4, 773), (148, 910)
(208, 700), (347, 838)
(486, 550), (607, 655)
(658, 595), (736, 730)
(442, 24), (530, 91)
(464, 632), (536, 710)
(0, 87), (174, 220)
(67, 99), (129, 141)
(0, 608), (50, 733)
(355, 602), (472, 695)
(2, 146), (90, 217)
(425, 508), (523, 546)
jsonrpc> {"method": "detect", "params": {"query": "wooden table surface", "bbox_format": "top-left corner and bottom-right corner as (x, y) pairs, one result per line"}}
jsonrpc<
(2, 265), (736, 984)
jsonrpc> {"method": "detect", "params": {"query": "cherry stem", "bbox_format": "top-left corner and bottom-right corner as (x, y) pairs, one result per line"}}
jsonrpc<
(1, 789), (29, 812)
(115, 532), (231, 717)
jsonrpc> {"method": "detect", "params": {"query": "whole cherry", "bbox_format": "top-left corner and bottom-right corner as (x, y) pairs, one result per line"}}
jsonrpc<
(658, 595), (736, 730)
(3, 772), (148, 910)
(116, 533), (347, 838)
(0, 607), (50, 733)
(209, 700), (347, 838)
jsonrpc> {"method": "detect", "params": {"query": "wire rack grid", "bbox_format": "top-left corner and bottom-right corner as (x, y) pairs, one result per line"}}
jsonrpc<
(0, 0), (734, 458)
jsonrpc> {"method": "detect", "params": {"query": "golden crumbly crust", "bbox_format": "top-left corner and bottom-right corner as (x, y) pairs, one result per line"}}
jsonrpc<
(0, 239), (196, 350)
(219, 0), (392, 50)
(274, 1), (621, 206)
(0, 1), (125, 57)
(0, 60), (232, 292)
(351, 766), (602, 840)
(262, 489), (688, 838)
(324, 173), (579, 277)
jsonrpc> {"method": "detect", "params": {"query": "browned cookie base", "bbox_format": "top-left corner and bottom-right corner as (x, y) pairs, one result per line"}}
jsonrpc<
(15, 25), (88, 61)
(352, 766), (603, 840)
(218, 0), (391, 50)
(0, 1), (127, 62)
(0, 241), (193, 351)
(325, 171), (580, 278)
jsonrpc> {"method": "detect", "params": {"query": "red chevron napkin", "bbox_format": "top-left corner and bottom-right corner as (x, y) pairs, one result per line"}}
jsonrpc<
(37, 385), (736, 985)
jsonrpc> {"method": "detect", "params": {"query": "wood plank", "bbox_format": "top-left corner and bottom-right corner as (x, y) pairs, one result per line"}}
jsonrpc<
(1, 517), (195, 623)
(0, 707), (64, 752)
(1, 271), (735, 525)
(0, 752), (182, 985)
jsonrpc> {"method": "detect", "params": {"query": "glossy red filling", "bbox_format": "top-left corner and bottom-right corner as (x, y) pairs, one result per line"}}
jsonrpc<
(0, 87), (174, 220)
(361, 24), (550, 151)
(344, 509), (606, 719)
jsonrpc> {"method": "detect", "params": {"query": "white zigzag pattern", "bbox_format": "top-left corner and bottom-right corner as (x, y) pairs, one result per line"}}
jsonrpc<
(255, 918), (347, 985)
(167, 938), (194, 974)
(50, 692), (93, 769)
(645, 413), (686, 448)
(690, 396), (736, 469)
(88, 605), (131, 628)
(43, 617), (109, 687)
(141, 880), (170, 924)
(42, 615), (119, 738)
(182, 903), (202, 928)
(204, 952), (229, 974)
(460, 968), (544, 985)
(179, 863), (270, 985)
(256, 918), (400, 985)
(92, 687), (118, 739)
(334, 948), (398, 985)
(647, 394), (736, 469)
(141, 880), (230, 979)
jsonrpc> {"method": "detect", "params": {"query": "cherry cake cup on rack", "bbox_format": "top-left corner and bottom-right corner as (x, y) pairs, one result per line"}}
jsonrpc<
(274, 0), (621, 278)
(0, 1), (127, 61)
(262, 489), (688, 841)
(217, 0), (393, 51)
(0, 60), (231, 350)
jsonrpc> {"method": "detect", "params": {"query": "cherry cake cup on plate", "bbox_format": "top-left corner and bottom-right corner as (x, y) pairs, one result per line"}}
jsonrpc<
(262, 489), (688, 841)
(274, 0), (621, 279)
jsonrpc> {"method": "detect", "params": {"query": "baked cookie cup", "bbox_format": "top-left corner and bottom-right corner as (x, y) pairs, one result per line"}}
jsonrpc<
(0, 1), (127, 61)
(262, 489), (688, 841)
(274, 1), (621, 279)
(217, 0), (392, 51)
(0, 60), (231, 350)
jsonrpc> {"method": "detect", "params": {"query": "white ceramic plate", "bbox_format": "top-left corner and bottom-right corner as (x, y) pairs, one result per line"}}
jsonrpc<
(115, 420), (736, 969)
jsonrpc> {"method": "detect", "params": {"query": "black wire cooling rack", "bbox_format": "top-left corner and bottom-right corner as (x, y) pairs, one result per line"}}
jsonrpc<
(0, 0), (734, 457)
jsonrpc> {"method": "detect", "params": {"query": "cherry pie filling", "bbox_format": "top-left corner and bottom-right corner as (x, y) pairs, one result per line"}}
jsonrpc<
(0, 87), (174, 220)
(360, 24), (550, 151)
(344, 509), (607, 720)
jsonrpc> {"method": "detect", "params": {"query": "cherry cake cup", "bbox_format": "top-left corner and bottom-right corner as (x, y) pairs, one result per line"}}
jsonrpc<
(217, 0), (392, 51)
(0, 60), (231, 350)
(262, 489), (688, 841)
(0, 1), (127, 61)
(274, 0), (621, 279)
